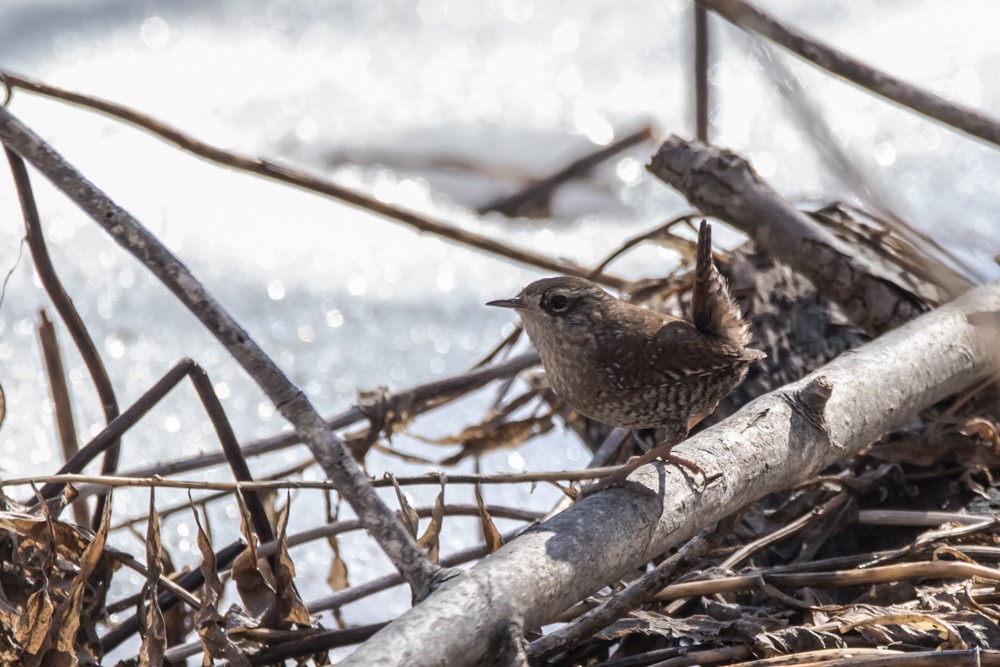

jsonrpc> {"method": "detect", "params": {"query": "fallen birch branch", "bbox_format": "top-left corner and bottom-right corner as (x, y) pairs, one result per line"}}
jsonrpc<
(340, 280), (1000, 666)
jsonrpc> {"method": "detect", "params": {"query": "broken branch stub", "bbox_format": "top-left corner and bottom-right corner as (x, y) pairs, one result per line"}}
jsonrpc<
(339, 281), (1000, 666)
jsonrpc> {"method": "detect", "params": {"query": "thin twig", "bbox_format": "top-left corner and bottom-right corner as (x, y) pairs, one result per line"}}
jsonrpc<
(36, 309), (88, 526)
(0, 104), (443, 600)
(719, 493), (850, 570)
(652, 561), (1000, 603)
(162, 622), (389, 664)
(7, 468), (620, 493)
(113, 351), (539, 481)
(0, 235), (25, 314)
(0, 69), (628, 289)
(587, 213), (698, 279)
(5, 147), (122, 529)
(109, 459), (314, 531)
(477, 125), (656, 217)
(28, 358), (277, 567)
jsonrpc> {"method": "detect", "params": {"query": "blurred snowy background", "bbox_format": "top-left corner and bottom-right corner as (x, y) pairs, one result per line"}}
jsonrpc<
(1, 0), (999, 659)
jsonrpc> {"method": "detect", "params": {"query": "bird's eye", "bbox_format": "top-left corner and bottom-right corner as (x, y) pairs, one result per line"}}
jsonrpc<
(546, 293), (570, 314)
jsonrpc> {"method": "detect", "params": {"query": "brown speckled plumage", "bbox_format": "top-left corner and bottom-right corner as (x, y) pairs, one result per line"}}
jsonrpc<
(488, 221), (765, 493)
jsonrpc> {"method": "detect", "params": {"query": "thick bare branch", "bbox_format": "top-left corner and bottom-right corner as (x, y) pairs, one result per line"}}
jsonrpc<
(647, 135), (946, 335)
(339, 280), (1000, 666)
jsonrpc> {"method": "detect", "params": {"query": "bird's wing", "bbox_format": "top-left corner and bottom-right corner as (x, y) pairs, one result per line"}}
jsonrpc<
(598, 315), (760, 389)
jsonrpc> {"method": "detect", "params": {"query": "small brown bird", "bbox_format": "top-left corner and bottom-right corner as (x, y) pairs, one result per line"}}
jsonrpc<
(488, 221), (765, 495)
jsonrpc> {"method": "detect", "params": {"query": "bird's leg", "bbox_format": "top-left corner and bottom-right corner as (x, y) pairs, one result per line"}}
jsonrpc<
(579, 414), (713, 499)
(630, 412), (715, 480)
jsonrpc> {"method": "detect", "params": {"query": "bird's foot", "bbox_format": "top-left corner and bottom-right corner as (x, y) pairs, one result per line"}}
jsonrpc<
(660, 452), (709, 490)
(577, 450), (709, 500)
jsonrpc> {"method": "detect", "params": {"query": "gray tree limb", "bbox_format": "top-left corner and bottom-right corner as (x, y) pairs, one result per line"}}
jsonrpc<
(339, 281), (1000, 666)
(647, 135), (947, 335)
(0, 105), (445, 601)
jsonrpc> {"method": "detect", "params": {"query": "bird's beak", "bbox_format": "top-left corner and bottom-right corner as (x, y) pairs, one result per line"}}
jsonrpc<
(486, 296), (526, 310)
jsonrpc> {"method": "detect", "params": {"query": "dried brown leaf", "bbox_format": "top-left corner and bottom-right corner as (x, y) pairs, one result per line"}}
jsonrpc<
(275, 496), (313, 627)
(0, 511), (89, 563)
(838, 608), (967, 650)
(139, 491), (167, 667)
(191, 497), (250, 667)
(961, 417), (1000, 455)
(388, 474), (420, 538)
(44, 494), (112, 664)
(474, 484), (503, 554)
(596, 609), (735, 643)
(326, 535), (350, 593)
(232, 491), (278, 624)
(751, 625), (846, 658)
(438, 416), (554, 466)
(323, 492), (350, 595)
(354, 386), (417, 454)
(417, 481), (445, 563)
(869, 432), (967, 466)
(15, 590), (53, 655)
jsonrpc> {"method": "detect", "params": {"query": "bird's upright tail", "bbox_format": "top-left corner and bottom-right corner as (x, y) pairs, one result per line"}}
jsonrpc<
(691, 220), (753, 347)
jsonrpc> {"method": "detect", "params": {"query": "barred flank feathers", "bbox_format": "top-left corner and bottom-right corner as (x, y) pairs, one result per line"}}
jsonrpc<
(692, 220), (753, 347)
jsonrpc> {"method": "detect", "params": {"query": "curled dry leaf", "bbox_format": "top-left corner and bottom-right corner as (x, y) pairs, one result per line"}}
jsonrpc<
(960, 417), (1000, 455)
(437, 415), (554, 466)
(17, 590), (54, 657)
(838, 607), (969, 650)
(233, 490), (278, 625)
(474, 483), (504, 554)
(0, 505), (115, 665)
(323, 492), (350, 596)
(191, 496), (249, 666)
(596, 609), (737, 644)
(326, 535), (350, 594)
(275, 496), (313, 627)
(417, 481), (446, 563)
(750, 625), (846, 658)
(388, 474), (420, 539)
(139, 491), (167, 667)
(42, 495), (112, 666)
(353, 386), (417, 454)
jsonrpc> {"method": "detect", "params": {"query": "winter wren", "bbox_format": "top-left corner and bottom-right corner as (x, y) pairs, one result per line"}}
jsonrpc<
(487, 221), (765, 494)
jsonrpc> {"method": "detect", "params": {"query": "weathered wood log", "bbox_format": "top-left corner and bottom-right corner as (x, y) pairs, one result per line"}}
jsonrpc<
(647, 136), (951, 335)
(340, 281), (1000, 666)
